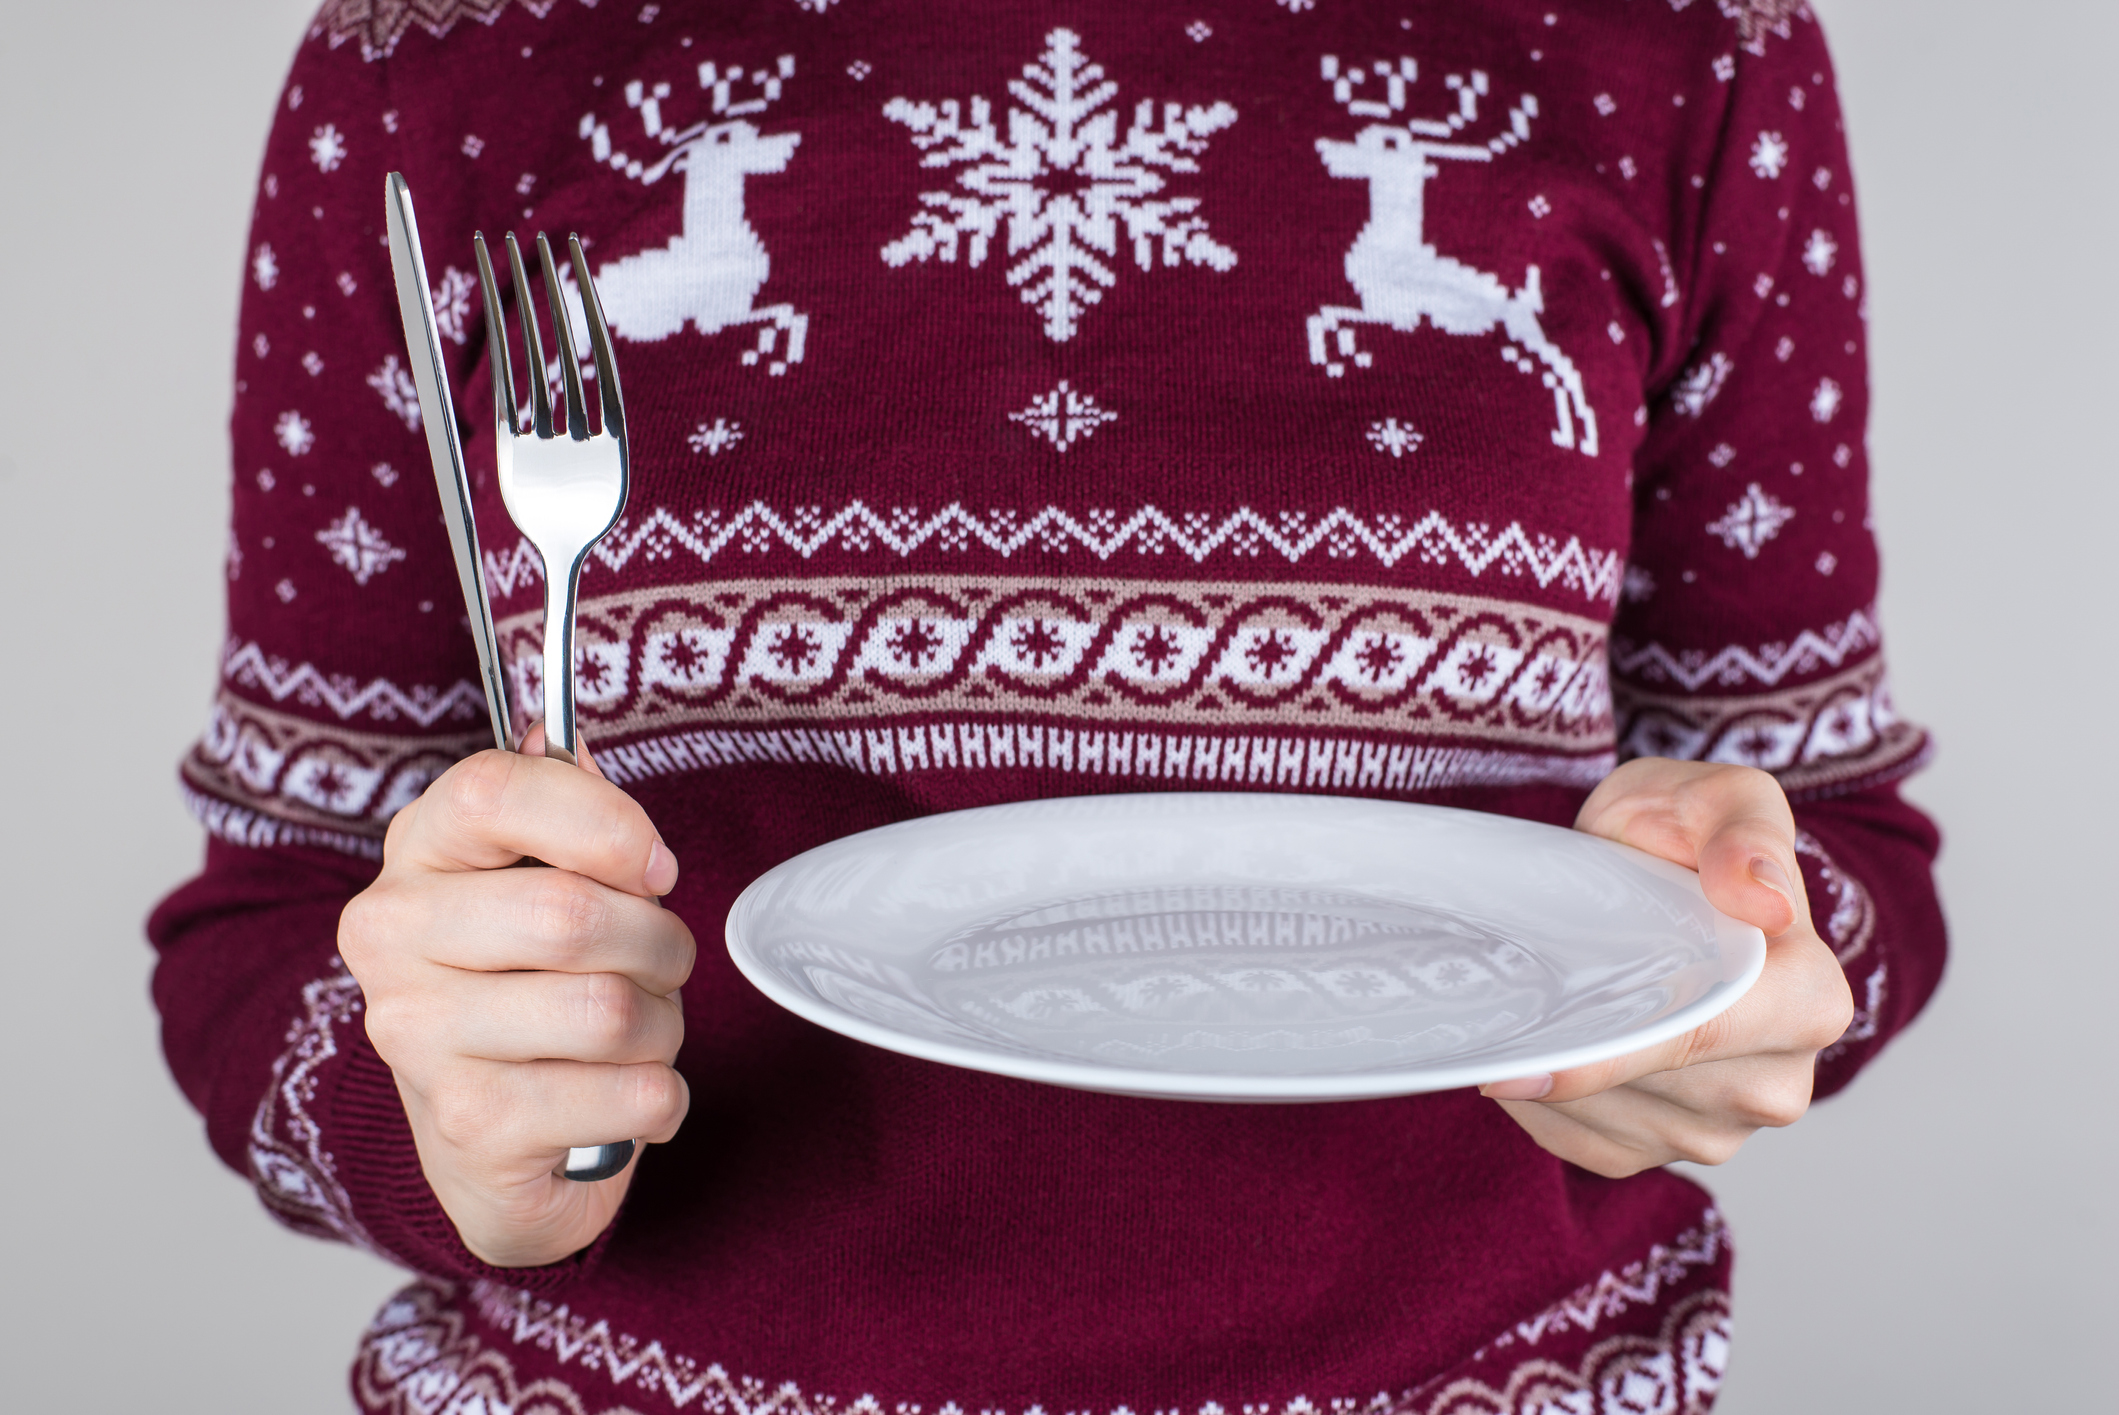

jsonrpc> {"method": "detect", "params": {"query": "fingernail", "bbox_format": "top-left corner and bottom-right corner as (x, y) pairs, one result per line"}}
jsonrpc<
(645, 840), (679, 895)
(1481, 1074), (1553, 1101)
(1750, 854), (1794, 900)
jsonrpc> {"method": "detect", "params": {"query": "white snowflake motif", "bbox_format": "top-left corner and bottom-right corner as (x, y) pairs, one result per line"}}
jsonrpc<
(1365, 417), (1423, 458)
(461, 134), (486, 159)
(1708, 442), (1736, 467)
(1593, 92), (1616, 116)
(274, 410), (315, 456)
(301, 351), (325, 376)
(316, 507), (408, 586)
(252, 243), (280, 291)
(1622, 564), (1656, 602)
(688, 418), (745, 455)
(1774, 335), (1795, 362)
(1810, 375), (1843, 422)
(371, 462), (400, 488)
(274, 578), (298, 604)
(1278, 0), (1316, 11)
(253, 333), (270, 358)
(1671, 351), (1733, 417)
(1712, 54), (1736, 83)
(1707, 482), (1795, 559)
(879, 28), (1240, 342)
(1009, 380), (1118, 451)
(367, 356), (421, 432)
(431, 268), (478, 344)
(309, 123), (347, 173)
(1527, 193), (1551, 218)
(1815, 550), (1838, 575)
(1186, 21), (1213, 42)
(1787, 84), (1806, 111)
(1812, 165), (1832, 190)
(1748, 130), (1789, 179)
(1802, 228), (1837, 276)
(847, 59), (872, 80)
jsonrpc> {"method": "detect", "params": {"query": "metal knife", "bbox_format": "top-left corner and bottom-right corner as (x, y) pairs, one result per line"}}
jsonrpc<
(384, 171), (514, 752)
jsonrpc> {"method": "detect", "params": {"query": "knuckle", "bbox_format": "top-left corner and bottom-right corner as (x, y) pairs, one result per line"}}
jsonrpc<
(528, 873), (612, 954)
(574, 972), (645, 1050)
(439, 751), (516, 828)
(631, 1063), (689, 1126)
(361, 996), (418, 1062)
(425, 1075), (510, 1150)
(1746, 1083), (1812, 1130)
(1671, 1128), (1749, 1167)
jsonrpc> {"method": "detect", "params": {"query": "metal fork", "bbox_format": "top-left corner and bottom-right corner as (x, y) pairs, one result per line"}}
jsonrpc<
(472, 230), (629, 769)
(473, 230), (636, 1184)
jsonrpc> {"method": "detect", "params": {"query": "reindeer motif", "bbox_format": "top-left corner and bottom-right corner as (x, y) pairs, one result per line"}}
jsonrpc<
(1309, 57), (1597, 456)
(579, 56), (808, 374)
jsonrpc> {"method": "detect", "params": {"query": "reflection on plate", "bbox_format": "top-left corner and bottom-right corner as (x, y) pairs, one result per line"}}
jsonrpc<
(726, 794), (1765, 1102)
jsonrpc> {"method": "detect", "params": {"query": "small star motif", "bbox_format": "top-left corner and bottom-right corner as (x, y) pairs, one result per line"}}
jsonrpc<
(315, 507), (407, 585)
(767, 626), (821, 675)
(1366, 417), (1424, 458)
(308, 123), (347, 173)
(1706, 483), (1796, 559)
(886, 619), (946, 669)
(1009, 380), (1118, 452)
(1354, 635), (1405, 682)
(1009, 619), (1068, 669)
(1130, 625), (1184, 676)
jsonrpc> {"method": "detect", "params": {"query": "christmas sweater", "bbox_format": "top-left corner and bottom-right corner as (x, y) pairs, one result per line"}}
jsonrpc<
(149, 3), (1947, 1413)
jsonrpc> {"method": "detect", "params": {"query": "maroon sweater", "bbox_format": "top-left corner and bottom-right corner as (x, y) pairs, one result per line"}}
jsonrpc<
(150, 2), (1946, 1411)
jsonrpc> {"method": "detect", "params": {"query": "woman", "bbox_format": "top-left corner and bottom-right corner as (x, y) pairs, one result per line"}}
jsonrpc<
(152, 1), (1945, 1409)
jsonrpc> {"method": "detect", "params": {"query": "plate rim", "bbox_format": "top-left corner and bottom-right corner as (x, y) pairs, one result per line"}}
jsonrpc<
(723, 793), (1769, 1102)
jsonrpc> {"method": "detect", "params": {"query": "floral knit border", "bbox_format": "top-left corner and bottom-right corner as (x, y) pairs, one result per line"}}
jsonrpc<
(248, 960), (392, 1259)
(183, 691), (486, 843)
(349, 1211), (1728, 1415)
(1796, 829), (1875, 965)
(483, 504), (1626, 604)
(1614, 656), (1928, 798)
(497, 576), (1616, 751)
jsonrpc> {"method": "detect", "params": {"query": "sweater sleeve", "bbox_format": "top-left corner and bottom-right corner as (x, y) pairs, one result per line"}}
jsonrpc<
(1613, 10), (1946, 1092)
(146, 26), (592, 1288)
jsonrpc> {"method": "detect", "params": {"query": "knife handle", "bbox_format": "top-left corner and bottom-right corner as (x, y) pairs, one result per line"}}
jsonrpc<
(562, 1141), (636, 1183)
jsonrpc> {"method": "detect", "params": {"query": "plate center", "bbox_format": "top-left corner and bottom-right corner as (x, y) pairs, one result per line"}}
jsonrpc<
(911, 886), (1568, 1072)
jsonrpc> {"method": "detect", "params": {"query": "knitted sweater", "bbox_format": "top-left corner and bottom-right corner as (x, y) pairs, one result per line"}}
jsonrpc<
(149, 2), (1946, 1412)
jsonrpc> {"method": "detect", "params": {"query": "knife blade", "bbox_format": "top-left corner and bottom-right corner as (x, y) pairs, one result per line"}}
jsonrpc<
(384, 171), (514, 752)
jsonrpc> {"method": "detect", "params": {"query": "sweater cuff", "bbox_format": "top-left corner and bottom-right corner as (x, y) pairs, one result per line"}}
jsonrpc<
(260, 957), (617, 1290)
(1789, 785), (1947, 1099)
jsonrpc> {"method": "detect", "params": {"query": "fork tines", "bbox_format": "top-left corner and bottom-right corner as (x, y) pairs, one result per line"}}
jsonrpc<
(472, 230), (626, 447)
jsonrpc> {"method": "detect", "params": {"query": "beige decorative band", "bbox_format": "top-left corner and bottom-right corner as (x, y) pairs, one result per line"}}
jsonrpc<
(182, 690), (486, 841)
(1615, 658), (1930, 798)
(497, 575), (1617, 754)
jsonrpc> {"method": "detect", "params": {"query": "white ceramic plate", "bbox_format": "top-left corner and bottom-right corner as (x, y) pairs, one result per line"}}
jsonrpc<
(725, 793), (1767, 1102)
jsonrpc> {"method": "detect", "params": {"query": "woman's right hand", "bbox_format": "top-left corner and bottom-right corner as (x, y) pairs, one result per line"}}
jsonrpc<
(337, 730), (695, 1268)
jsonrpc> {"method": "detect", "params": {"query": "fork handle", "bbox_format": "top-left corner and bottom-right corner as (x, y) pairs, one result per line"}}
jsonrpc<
(542, 557), (583, 765)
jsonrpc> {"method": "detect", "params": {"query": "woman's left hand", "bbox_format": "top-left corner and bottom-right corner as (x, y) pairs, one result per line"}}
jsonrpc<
(1480, 758), (1856, 1178)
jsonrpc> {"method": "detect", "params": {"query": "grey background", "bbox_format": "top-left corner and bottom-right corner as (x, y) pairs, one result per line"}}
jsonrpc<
(0, 1), (2109, 1408)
